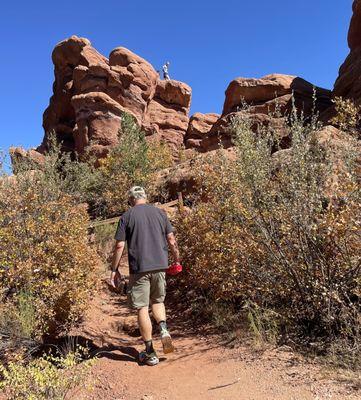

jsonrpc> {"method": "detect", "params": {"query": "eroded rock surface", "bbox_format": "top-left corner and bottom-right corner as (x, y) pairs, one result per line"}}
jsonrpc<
(40, 35), (191, 161)
(17, 12), (360, 170)
(144, 80), (192, 151)
(195, 74), (332, 153)
(184, 113), (219, 150)
(334, 0), (361, 104)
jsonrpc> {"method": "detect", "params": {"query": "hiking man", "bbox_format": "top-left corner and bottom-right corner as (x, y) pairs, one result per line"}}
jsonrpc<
(110, 186), (180, 366)
(162, 61), (170, 80)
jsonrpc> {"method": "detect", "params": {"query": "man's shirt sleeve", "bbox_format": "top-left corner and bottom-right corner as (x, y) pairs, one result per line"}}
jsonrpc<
(115, 215), (127, 241)
(163, 212), (174, 235)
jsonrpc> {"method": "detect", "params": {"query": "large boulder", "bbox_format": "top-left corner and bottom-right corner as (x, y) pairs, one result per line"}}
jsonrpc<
(107, 47), (158, 117)
(71, 92), (125, 156)
(200, 111), (289, 152)
(196, 74), (332, 153)
(185, 113), (219, 149)
(9, 147), (46, 172)
(223, 74), (294, 115)
(223, 74), (332, 117)
(334, 1), (361, 105)
(144, 80), (192, 153)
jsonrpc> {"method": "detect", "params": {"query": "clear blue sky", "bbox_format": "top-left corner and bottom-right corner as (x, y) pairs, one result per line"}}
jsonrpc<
(0, 0), (353, 155)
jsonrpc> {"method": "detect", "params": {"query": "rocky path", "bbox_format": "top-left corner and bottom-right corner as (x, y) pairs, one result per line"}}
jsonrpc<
(71, 268), (359, 400)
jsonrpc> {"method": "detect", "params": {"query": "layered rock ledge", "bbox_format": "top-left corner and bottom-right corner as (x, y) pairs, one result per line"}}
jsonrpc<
(14, 0), (361, 168)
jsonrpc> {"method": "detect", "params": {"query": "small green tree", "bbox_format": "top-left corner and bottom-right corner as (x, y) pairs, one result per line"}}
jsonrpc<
(95, 113), (173, 216)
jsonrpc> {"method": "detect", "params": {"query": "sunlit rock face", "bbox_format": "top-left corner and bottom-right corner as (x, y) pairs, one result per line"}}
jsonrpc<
(194, 74), (332, 153)
(334, 0), (361, 105)
(40, 35), (191, 162)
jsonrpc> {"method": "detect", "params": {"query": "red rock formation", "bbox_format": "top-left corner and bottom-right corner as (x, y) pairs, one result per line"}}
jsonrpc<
(223, 74), (294, 115)
(43, 36), (108, 153)
(196, 74), (332, 153)
(17, 16), (356, 171)
(223, 74), (331, 116)
(9, 147), (46, 172)
(107, 47), (158, 117)
(71, 92), (125, 157)
(40, 37), (332, 164)
(334, 0), (361, 104)
(40, 35), (191, 161)
(185, 113), (219, 150)
(201, 112), (289, 152)
(144, 80), (192, 151)
(348, 0), (361, 50)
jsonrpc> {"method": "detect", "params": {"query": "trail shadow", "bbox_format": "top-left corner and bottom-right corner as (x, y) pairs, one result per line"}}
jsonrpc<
(94, 345), (166, 365)
(41, 335), (99, 357)
(42, 336), (161, 365)
(95, 345), (139, 362)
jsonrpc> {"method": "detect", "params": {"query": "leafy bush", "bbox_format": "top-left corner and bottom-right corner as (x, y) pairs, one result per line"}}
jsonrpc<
(11, 134), (102, 207)
(95, 113), (173, 216)
(0, 168), (100, 340)
(12, 114), (173, 219)
(331, 96), (360, 136)
(0, 349), (93, 400)
(176, 113), (360, 366)
(0, 292), (39, 361)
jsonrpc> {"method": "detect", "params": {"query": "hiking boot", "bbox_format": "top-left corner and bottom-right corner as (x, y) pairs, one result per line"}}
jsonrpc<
(139, 351), (159, 366)
(160, 328), (175, 354)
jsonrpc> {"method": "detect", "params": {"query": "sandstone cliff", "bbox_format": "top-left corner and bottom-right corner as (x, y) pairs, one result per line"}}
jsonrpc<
(39, 36), (191, 162)
(10, 1), (360, 167)
(334, 0), (361, 104)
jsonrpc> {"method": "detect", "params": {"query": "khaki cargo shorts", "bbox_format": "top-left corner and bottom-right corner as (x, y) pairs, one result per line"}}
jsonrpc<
(127, 270), (166, 309)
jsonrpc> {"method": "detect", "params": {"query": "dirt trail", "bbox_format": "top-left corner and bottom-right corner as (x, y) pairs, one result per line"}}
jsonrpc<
(71, 267), (359, 400)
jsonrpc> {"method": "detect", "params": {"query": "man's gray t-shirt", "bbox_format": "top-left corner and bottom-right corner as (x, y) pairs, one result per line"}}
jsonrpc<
(115, 204), (174, 274)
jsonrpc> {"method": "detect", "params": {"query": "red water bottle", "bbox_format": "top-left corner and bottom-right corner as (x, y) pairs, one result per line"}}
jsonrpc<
(167, 262), (183, 276)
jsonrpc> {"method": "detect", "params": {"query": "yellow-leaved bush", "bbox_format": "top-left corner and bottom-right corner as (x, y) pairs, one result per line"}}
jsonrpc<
(176, 113), (360, 367)
(176, 151), (265, 302)
(331, 96), (360, 136)
(0, 350), (94, 400)
(0, 170), (100, 339)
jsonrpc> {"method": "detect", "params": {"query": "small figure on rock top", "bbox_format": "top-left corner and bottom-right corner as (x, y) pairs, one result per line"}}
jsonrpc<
(162, 61), (170, 80)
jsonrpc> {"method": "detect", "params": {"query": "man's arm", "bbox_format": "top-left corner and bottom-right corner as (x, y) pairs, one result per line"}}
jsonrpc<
(109, 240), (125, 288)
(167, 232), (180, 264)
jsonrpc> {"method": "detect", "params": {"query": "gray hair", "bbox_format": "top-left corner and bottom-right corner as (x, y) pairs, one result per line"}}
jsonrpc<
(128, 186), (147, 200)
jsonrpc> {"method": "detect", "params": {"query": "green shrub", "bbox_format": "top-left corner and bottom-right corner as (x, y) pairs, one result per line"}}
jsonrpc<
(176, 113), (360, 367)
(0, 292), (39, 361)
(12, 114), (173, 219)
(0, 349), (94, 400)
(11, 134), (102, 207)
(95, 113), (173, 216)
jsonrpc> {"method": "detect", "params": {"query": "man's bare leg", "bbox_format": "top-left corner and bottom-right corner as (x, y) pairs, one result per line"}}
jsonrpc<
(151, 302), (166, 323)
(137, 306), (159, 365)
(152, 302), (174, 354)
(138, 306), (152, 341)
